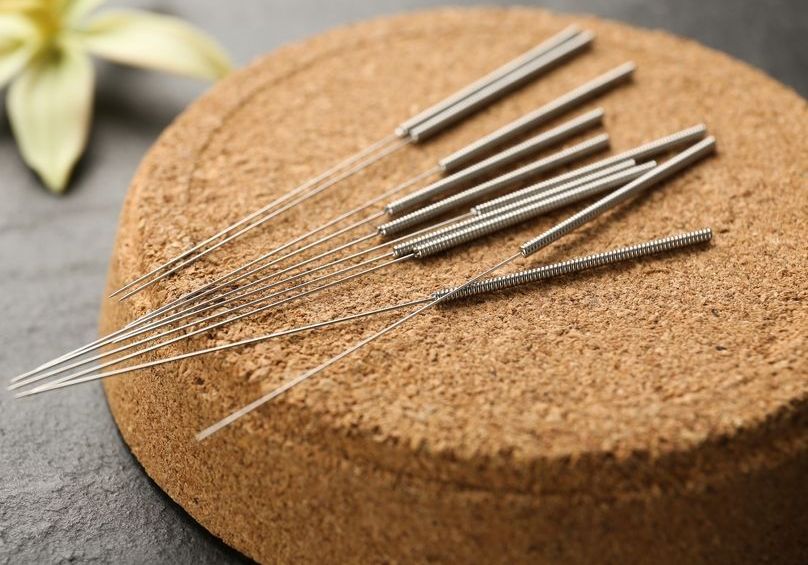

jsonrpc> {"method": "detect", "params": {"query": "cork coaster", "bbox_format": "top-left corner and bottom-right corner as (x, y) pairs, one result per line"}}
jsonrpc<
(101, 7), (808, 564)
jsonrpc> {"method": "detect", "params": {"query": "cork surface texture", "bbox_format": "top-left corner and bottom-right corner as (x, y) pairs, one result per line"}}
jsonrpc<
(100, 7), (808, 563)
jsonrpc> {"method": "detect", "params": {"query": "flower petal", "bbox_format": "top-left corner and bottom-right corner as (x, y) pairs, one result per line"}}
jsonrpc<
(60, 0), (106, 25)
(80, 9), (230, 80)
(7, 41), (94, 192)
(0, 12), (37, 36)
(0, 13), (38, 87)
(0, 1), (45, 12)
(0, 43), (33, 87)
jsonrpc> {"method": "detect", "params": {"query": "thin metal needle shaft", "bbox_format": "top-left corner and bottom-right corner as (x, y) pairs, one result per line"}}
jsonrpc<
(118, 138), (410, 300)
(193, 138), (717, 439)
(9, 252), (402, 391)
(109, 252), (401, 348)
(128, 246), (391, 338)
(18, 255), (413, 394)
(12, 215), (470, 385)
(112, 253), (406, 351)
(18, 227), (711, 396)
(126, 210), (473, 336)
(17, 298), (434, 396)
(129, 211), (476, 335)
(142, 166), (441, 320)
(111, 133), (400, 297)
(10, 327), (135, 384)
(136, 216), (383, 328)
(195, 253), (522, 440)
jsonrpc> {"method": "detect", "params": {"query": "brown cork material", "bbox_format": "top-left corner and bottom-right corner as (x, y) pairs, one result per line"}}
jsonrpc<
(100, 7), (808, 564)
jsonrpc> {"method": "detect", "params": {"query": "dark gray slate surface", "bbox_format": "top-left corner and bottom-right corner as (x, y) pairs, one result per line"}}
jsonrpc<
(1, 1), (805, 563)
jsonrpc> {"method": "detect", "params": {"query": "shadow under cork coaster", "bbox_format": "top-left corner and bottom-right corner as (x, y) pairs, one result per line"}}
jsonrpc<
(101, 7), (808, 564)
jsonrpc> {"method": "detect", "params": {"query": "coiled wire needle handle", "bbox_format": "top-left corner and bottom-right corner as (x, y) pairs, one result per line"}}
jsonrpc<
(407, 31), (595, 142)
(111, 26), (591, 300)
(378, 133), (610, 236)
(474, 123), (707, 215)
(431, 228), (712, 300)
(382, 122), (708, 237)
(411, 136), (715, 259)
(193, 225), (713, 440)
(388, 61), (635, 213)
(404, 162), (658, 258)
(16, 228), (711, 397)
(395, 25), (582, 136)
(520, 136), (716, 255)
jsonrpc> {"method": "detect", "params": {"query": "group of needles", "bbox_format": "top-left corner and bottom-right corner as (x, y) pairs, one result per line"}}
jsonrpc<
(11, 26), (718, 441)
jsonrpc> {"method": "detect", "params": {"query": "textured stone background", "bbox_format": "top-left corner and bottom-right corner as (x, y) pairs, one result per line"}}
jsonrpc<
(1, 1), (805, 563)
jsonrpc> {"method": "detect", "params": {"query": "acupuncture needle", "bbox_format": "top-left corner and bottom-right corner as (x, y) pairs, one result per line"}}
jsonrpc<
(133, 122), (704, 328)
(23, 31), (594, 373)
(16, 229), (712, 397)
(112, 27), (593, 300)
(11, 161), (651, 392)
(20, 129), (709, 394)
(12, 153), (676, 392)
(110, 25), (583, 299)
(115, 161), (656, 345)
(131, 116), (609, 326)
(136, 61), (635, 321)
(8, 214), (474, 387)
(10, 128), (694, 389)
(191, 137), (716, 439)
(130, 58), (636, 325)
(18, 133), (713, 393)
(11, 122), (702, 388)
(67, 164), (635, 366)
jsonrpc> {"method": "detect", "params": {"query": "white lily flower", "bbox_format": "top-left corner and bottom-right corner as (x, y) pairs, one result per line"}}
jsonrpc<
(0, 0), (231, 192)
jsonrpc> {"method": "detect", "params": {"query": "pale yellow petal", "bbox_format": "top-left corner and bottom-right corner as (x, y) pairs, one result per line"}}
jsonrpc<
(59, 0), (104, 24)
(0, 42), (33, 87)
(7, 42), (94, 192)
(80, 9), (230, 80)
(0, 12), (38, 39)
(0, 13), (38, 87)
(0, 1), (45, 13)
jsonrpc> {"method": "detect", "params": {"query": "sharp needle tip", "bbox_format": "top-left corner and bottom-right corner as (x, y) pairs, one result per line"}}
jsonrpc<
(195, 426), (218, 442)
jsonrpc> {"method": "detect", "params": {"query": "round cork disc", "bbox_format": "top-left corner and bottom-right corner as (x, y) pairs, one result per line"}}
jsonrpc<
(101, 7), (808, 564)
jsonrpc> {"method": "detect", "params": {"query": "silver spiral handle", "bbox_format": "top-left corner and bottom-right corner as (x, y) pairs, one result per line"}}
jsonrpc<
(520, 136), (716, 256)
(378, 133), (609, 236)
(411, 162), (653, 259)
(431, 228), (712, 301)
